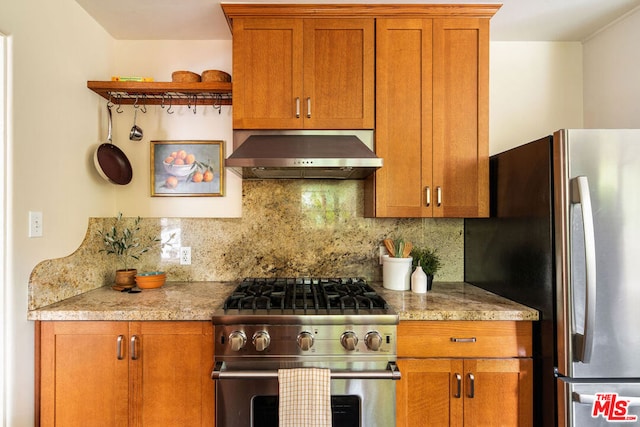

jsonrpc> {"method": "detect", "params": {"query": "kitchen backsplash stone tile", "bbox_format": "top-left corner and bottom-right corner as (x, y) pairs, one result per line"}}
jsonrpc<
(29, 180), (463, 310)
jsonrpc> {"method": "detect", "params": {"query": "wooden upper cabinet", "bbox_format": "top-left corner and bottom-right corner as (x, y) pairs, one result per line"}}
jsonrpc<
(366, 17), (490, 218)
(432, 18), (489, 218)
(230, 17), (374, 129)
(372, 18), (434, 217)
(231, 18), (303, 129)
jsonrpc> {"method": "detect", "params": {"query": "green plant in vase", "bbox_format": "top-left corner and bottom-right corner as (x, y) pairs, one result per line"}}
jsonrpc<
(410, 247), (441, 290)
(98, 213), (163, 287)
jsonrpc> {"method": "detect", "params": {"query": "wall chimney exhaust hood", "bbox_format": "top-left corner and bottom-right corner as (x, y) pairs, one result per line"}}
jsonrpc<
(226, 130), (382, 179)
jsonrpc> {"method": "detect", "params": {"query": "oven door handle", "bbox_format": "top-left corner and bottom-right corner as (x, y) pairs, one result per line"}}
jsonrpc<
(211, 361), (401, 381)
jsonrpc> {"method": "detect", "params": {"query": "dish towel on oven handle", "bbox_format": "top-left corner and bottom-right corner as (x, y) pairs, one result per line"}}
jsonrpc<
(278, 368), (332, 427)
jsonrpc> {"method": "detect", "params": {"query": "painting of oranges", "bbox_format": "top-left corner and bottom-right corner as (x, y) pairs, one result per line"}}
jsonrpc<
(151, 140), (224, 196)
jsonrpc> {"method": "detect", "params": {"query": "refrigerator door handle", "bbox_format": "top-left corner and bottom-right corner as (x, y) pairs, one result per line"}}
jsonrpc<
(570, 176), (597, 364)
(573, 392), (640, 407)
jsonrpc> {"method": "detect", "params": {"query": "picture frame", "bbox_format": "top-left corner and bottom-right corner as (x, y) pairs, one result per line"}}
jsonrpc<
(150, 140), (224, 197)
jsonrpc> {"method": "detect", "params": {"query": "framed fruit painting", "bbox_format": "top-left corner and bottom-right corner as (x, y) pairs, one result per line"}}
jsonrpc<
(150, 140), (224, 196)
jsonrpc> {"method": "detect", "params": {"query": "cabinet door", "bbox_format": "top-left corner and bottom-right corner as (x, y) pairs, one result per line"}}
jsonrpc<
(39, 321), (129, 427)
(232, 18), (304, 129)
(372, 18), (433, 217)
(129, 321), (214, 427)
(396, 359), (463, 427)
(463, 359), (533, 427)
(396, 358), (533, 427)
(432, 18), (489, 218)
(303, 18), (374, 129)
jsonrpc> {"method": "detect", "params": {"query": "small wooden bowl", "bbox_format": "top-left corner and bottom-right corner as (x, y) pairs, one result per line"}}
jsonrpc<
(171, 71), (201, 83)
(135, 271), (166, 289)
(201, 70), (231, 82)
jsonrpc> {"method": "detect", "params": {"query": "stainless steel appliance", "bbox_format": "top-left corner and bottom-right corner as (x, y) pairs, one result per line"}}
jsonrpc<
(211, 277), (400, 427)
(226, 130), (382, 179)
(465, 129), (640, 426)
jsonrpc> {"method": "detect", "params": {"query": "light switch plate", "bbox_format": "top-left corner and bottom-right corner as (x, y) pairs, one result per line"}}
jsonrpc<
(29, 211), (43, 238)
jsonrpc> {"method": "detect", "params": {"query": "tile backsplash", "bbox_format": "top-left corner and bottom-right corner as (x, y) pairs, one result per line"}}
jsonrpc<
(29, 180), (463, 310)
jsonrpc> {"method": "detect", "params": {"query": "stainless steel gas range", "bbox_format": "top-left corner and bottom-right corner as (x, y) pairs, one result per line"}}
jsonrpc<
(211, 277), (400, 427)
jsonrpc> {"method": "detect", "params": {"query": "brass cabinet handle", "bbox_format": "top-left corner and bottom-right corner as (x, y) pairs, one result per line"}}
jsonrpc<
(467, 373), (475, 398)
(454, 373), (462, 398)
(295, 97), (301, 118)
(425, 186), (431, 207)
(306, 97), (311, 118)
(116, 335), (125, 360)
(130, 335), (139, 360)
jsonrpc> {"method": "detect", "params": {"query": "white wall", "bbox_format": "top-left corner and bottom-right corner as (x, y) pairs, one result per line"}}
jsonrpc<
(0, 0), (115, 424)
(583, 7), (640, 128)
(489, 42), (584, 154)
(111, 40), (242, 217)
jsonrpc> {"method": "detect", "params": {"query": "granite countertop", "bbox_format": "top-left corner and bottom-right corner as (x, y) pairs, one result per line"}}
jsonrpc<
(27, 281), (538, 322)
(377, 283), (538, 321)
(27, 282), (236, 321)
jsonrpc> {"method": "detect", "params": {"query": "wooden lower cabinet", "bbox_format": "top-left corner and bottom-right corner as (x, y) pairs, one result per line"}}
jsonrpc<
(396, 321), (533, 427)
(37, 321), (214, 427)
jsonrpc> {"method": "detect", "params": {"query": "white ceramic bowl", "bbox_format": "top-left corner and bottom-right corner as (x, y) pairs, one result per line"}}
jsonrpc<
(163, 161), (195, 177)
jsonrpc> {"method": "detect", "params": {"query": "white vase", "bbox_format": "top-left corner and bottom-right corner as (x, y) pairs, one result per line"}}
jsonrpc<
(411, 266), (428, 294)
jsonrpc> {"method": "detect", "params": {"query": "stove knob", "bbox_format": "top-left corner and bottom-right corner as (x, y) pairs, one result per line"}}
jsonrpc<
(365, 331), (383, 351)
(253, 331), (271, 352)
(340, 331), (359, 351)
(297, 331), (315, 351)
(228, 331), (247, 352)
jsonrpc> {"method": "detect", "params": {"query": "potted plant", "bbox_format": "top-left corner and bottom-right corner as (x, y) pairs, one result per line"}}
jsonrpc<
(98, 213), (162, 287)
(410, 247), (441, 291)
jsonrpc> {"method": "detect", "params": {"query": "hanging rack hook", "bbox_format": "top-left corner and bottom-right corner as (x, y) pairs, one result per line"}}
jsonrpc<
(141, 94), (147, 114)
(133, 95), (139, 109)
(161, 94), (166, 109)
(107, 93), (115, 109)
(116, 94), (123, 113)
(166, 94), (174, 114)
(213, 94), (222, 115)
(193, 95), (197, 115)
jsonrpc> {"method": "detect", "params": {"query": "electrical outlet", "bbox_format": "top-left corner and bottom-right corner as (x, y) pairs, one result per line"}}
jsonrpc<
(180, 247), (191, 265)
(379, 245), (389, 265)
(29, 211), (43, 238)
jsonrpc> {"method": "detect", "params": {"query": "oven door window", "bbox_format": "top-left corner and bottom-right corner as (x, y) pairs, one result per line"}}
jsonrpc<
(252, 395), (361, 427)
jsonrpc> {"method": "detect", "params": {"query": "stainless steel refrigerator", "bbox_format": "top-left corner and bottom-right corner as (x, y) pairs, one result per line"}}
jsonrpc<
(465, 129), (640, 426)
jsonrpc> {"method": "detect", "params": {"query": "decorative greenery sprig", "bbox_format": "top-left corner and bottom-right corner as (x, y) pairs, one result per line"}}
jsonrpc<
(98, 213), (170, 271)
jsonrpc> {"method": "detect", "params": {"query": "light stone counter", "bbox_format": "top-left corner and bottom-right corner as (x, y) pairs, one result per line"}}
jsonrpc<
(378, 282), (539, 321)
(27, 281), (236, 321)
(28, 281), (538, 322)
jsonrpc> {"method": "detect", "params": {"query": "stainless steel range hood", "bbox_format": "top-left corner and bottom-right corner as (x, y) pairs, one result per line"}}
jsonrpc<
(226, 130), (382, 179)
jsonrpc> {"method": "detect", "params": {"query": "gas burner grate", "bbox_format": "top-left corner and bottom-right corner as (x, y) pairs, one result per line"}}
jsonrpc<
(222, 277), (389, 312)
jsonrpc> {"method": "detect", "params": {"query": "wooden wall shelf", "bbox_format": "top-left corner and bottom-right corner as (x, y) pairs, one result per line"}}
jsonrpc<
(87, 81), (232, 107)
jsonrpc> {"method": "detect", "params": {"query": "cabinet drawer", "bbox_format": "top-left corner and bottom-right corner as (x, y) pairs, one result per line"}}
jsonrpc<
(398, 321), (532, 358)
